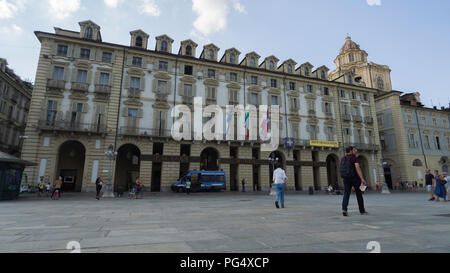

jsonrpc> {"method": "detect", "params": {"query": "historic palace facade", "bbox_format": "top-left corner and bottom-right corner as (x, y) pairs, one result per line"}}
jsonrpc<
(0, 58), (32, 157)
(21, 20), (383, 192)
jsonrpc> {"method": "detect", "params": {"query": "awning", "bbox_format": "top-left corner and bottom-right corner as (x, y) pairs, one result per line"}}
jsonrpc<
(0, 151), (37, 166)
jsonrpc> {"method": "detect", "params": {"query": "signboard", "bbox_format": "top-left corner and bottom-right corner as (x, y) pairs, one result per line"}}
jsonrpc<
(310, 140), (339, 148)
(284, 137), (295, 149)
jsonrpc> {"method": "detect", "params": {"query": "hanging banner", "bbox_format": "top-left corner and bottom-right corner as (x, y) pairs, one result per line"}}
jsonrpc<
(310, 140), (339, 148)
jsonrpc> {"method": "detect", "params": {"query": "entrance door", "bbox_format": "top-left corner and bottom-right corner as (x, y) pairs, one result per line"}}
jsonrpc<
(60, 170), (77, 192)
(151, 163), (162, 192)
(383, 167), (393, 189)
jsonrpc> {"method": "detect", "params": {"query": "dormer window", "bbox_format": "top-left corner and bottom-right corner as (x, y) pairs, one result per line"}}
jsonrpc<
(287, 64), (293, 73)
(377, 77), (384, 90)
(321, 70), (326, 80)
(85, 27), (93, 39)
(349, 53), (354, 62)
(269, 61), (275, 70)
(186, 46), (192, 56)
(136, 36), (143, 47)
(250, 57), (255, 66)
(230, 53), (236, 64)
(208, 49), (214, 60)
(161, 41), (168, 52)
(305, 67), (309, 76)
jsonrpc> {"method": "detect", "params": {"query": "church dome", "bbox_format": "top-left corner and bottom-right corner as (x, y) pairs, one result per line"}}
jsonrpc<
(340, 36), (361, 54)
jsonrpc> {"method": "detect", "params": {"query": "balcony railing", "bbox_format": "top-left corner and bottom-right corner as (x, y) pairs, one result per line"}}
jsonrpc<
(119, 127), (171, 137)
(206, 98), (217, 105)
(38, 120), (107, 134)
(47, 79), (66, 90)
(95, 85), (111, 94)
(71, 82), (89, 92)
(155, 92), (169, 102)
(364, 116), (374, 124)
(182, 95), (194, 105)
(129, 89), (141, 98)
(345, 142), (380, 151)
(352, 115), (363, 122)
(308, 109), (316, 116)
(342, 114), (351, 121)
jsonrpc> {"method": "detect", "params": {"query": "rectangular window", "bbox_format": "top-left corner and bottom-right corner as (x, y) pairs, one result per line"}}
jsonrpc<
(130, 77), (140, 90)
(352, 106), (359, 116)
(57, 45), (68, 57)
(309, 125), (316, 140)
(99, 73), (110, 86)
(159, 61), (168, 71)
(46, 100), (56, 125)
(207, 87), (216, 99)
(325, 103), (331, 113)
(128, 108), (138, 118)
(207, 69), (215, 79)
(340, 90), (345, 98)
(425, 135), (431, 149)
(324, 87), (329, 96)
(230, 73), (238, 82)
(352, 92), (356, 100)
(327, 127), (334, 141)
(183, 84), (193, 97)
(270, 79), (277, 88)
(102, 52), (112, 63)
(291, 98), (298, 110)
(271, 96), (278, 106)
(157, 81), (168, 94)
(436, 136), (441, 150)
(363, 93), (368, 101)
(76, 70), (87, 83)
(251, 76), (258, 85)
(80, 48), (90, 59)
(230, 90), (239, 104)
(307, 85), (313, 93)
(409, 134), (416, 148)
(251, 93), (258, 105)
(132, 57), (142, 67)
(184, 65), (193, 75)
(53, 67), (64, 81)
(289, 82), (295, 91)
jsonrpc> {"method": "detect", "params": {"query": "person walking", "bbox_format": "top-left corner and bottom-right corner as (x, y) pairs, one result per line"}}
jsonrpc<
(272, 163), (287, 209)
(135, 178), (143, 199)
(434, 174), (447, 202)
(443, 172), (450, 201)
(425, 169), (435, 201)
(45, 182), (51, 197)
(95, 177), (104, 200)
(51, 176), (63, 200)
(241, 178), (246, 192)
(340, 146), (368, 217)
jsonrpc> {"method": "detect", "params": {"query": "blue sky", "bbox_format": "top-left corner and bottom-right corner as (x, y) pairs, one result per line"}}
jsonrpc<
(1, 0), (450, 108)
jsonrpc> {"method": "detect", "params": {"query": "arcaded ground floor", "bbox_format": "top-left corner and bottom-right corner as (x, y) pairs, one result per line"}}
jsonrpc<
(0, 192), (449, 253)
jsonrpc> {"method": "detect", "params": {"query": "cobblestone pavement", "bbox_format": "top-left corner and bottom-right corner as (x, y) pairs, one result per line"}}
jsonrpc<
(0, 191), (449, 253)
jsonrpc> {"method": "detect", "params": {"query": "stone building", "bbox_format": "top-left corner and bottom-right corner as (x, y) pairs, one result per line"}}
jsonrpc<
(21, 20), (383, 193)
(376, 91), (450, 187)
(0, 58), (32, 157)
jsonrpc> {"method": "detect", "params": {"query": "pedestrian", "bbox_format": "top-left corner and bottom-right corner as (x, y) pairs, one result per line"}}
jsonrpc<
(45, 182), (51, 197)
(135, 178), (143, 199)
(340, 146), (368, 217)
(38, 182), (44, 197)
(443, 172), (450, 201)
(95, 177), (104, 200)
(253, 180), (258, 192)
(51, 176), (63, 200)
(434, 174), (447, 202)
(272, 162), (287, 209)
(241, 178), (246, 192)
(186, 177), (191, 195)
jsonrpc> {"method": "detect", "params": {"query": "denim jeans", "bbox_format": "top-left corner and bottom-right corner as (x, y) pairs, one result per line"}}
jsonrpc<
(275, 183), (285, 206)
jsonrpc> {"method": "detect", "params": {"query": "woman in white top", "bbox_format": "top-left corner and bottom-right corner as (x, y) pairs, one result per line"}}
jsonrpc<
(273, 163), (287, 209)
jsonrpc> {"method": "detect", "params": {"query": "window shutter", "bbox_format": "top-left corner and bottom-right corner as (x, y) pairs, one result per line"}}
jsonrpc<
(89, 49), (95, 61)
(66, 45), (73, 58)
(82, 103), (88, 113)
(140, 77), (145, 91)
(71, 69), (77, 82)
(74, 47), (80, 59)
(122, 107), (128, 117)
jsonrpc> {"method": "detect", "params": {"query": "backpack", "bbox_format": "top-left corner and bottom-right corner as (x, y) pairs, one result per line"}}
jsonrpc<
(340, 155), (356, 179)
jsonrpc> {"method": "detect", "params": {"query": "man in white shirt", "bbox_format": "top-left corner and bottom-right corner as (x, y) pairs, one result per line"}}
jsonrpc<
(272, 163), (288, 209)
(443, 172), (450, 201)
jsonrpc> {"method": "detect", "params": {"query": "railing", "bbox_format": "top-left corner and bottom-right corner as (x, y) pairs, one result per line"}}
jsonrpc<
(182, 95), (193, 104)
(325, 112), (333, 118)
(342, 114), (351, 121)
(352, 115), (363, 122)
(364, 116), (374, 124)
(346, 142), (380, 151)
(71, 82), (89, 92)
(308, 109), (316, 116)
(95, 85), (111, 94)
(129, 89), (141, 98)
(206, 98), (217, 105)
(155, 92), (169, 102)
(47, 79), (66, 90)
(119, 127), (172, 137)
(38, 120), (107, 134)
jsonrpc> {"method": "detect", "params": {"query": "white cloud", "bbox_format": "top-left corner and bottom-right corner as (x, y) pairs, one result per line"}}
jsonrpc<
(104, 0), (123, 8)
(0, 24), (22, 34)
(0, 0), (27, 19)
(366, 0), (381, 6)
(192, 0), (246, 37)
(139, 0), (160, 17)
(48, 0), (81, 20)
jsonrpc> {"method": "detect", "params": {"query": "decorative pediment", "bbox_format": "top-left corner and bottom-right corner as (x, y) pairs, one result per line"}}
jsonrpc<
(248, 85), (262, 92)
(322, 96), (334, 102)
(179, 39), (198, 56)
(324, 120), (336, 126)
(124, 99), (143, 107)
(307, 118), (319, 125)
(204, 78), (219, 87)
(154, 72), (171, 80)
(152, 102), (170, 110)
(180, 76), (196, 84)
(74, 59), (91, 69)
(200, 44), (220, 61)
(288, 91), (300, 97)
(226, 83), (241, 89)
(305, 94), (317, 100)
(130, 29), (149, 49)
(128, 68), (145, 76)
(288, 116), (301, 122)
(221, 48), (241, 64)
(268, 88), (281, 95)
(242, 51), (261, 67)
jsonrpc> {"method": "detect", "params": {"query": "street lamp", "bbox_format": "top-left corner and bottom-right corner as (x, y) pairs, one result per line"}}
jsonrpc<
(103, 145), (117, 198)
(268, 153), (279, 196)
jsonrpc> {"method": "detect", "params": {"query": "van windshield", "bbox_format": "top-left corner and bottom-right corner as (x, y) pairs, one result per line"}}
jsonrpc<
(202, 175), (216, 182)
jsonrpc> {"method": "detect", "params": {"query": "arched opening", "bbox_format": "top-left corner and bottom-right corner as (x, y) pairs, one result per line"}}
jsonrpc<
(200, 148), (220, 171)
(135, 36), (143, 47)
(268, 151), (286, 188)
(57, 141), (86, 192)
(357, 155), (370, 184)
(326, 154), (341, 189)
(382, 160), (394, 189)
(114, 144), (141, 192)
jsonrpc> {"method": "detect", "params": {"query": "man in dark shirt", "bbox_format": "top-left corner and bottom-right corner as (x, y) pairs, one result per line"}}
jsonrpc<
(341, 146), (368, 217)
(425, 169), (435, 201)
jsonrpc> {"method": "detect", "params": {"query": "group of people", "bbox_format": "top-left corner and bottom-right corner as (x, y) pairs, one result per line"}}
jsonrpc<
(96, 177), (144, 199)
(37, 176), (63, 200)
(425, 169), (449, 202)
(271, 146), (369, 216)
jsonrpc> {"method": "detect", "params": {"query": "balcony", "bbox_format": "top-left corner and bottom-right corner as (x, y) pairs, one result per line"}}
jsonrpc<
(206, 98), (217, 105)
(364, 116), (374, 124)
(325, 112), (333, 118)
(352, 115), (363, 123)
(345, 142), (380, 151)
(308, 109), (316, 116)
(71, 82), (89, 92)
(47, 79), (66, 90)
(182, 95), (194, 105)
(155, 92), (169, 102)
(119, 127), (171, 138)
(342, 114), (351, 122)
(95, 85), (111, 94)
(38, 120), (107, 134)
(129, 89), (141, 99)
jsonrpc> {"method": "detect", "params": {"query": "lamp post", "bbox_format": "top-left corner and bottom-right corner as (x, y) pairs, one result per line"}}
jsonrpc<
(268, 153), (279, 196)
(103, 145), (117, 198)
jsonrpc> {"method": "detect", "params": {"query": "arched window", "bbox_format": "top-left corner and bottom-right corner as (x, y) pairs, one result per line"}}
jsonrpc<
(348, 75), (353, 84)
(85, 27), (93, 39)
(208, 49), (214, 60)
(135, 36), (143, 47)
(161, 41), (168, 52)
(230, 53), (236, 64)
(287, 64), (293, 73)
(377, 77), (384, 90)
(269, 61), (275, 70)
(349, 53), (354, 62)
(412, 159), (423, 167)
(186, 46), (192, 56)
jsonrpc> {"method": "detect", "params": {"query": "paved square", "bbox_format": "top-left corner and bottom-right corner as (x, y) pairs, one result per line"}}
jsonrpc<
(0, 192), (449, 253)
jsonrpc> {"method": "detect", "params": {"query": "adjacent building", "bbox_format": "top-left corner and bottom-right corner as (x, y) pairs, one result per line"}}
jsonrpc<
(21, 20), (383, 192)
(0, 58), (32, 157)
